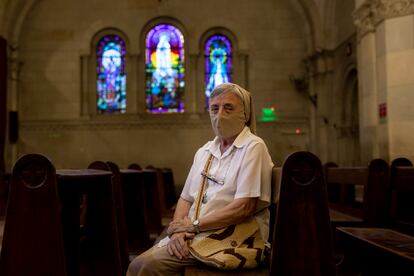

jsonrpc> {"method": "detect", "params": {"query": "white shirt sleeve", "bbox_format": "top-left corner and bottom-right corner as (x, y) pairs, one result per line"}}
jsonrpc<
(234, 141), (273, 204)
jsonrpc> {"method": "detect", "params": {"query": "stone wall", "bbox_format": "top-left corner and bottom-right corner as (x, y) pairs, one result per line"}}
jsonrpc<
(354, 0), (414, 163)
(7, 0), (311, 187)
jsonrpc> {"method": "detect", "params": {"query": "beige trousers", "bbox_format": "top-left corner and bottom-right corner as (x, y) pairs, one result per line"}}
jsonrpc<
(126, 245), (199, 276)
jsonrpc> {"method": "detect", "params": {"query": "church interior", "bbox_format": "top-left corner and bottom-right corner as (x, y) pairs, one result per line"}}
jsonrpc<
(1, 0), (414, 275)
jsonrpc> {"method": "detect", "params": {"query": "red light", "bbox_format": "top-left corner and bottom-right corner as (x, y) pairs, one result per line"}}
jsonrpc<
(295, 128), (301, 134)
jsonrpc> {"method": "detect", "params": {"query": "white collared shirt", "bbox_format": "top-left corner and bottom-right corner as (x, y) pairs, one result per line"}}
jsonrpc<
(180, 126), (274, 241)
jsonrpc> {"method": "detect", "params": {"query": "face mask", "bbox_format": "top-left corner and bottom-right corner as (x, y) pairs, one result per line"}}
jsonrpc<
(210, 111), (245, 139)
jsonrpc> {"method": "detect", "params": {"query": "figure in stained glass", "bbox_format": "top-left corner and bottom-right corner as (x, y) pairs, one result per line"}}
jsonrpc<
(96, 35), (126, 113)
(205, 35), (232, 108)
(145, 24), (185, 113)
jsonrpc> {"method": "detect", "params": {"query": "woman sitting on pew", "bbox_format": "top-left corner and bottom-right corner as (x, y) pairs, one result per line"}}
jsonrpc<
(127, 83), (274, 276)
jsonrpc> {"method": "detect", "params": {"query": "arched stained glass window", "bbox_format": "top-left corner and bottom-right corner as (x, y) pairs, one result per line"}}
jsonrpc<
(96, 35), (127, 113)
(145, 24), (185, 113)
(205, 35), (232, 108)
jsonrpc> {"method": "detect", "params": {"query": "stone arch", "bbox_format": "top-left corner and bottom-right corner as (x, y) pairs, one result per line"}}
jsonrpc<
(139, 16), (188, 54)
(289, 0), (324, 53)
(341, 67), (359, 128)
(198, 27), (238, 54)
(338, 66), (360, 166)
(2, 0), (38, 44)
(91, 27), (130, 52)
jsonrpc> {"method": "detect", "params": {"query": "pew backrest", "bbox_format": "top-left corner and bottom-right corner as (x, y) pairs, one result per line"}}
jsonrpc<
(325, 165), (367, 210)
(162, 168), (176, 209)
(142, 168), (163, 234)
(267, 166), (281, 245)
(389, 159), (414, 235)
(0, 154), (67, 276)
(88, 161), (129, 275)
(325, 159), (389, 226)
(363, 159), (389, 226)
(128, 163), (142, 170)
(120, 168), (152, 252)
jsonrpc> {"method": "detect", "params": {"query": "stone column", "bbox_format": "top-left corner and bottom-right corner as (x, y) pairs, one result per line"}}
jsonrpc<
(7, 47), (22, 170)
(187, 53), (199, 114)
(126, 53), (139, 114)
(354, 0), (414, 163)
(80, 54), (89, 116)
(305, 50), (334, 163)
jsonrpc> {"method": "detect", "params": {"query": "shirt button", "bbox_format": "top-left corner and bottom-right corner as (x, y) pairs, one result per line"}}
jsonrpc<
(230, 240), (237, 247)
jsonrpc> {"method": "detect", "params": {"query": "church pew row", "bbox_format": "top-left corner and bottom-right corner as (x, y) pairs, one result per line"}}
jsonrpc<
(3, 153), (414, 275)
(120, 168), (152, 254)
(88, 161), (130, 275)
(117, 164), (176, 253)
(336, 158), (414, 274)
(87, 162), (177, 256)
(184, 151), (336, 276)
(80, 162), (174, 259)
(325, 159), (389, 227)
(0, 172), (10, 218)
(128, 163), (142, 170)
(0, 154), (123, 276)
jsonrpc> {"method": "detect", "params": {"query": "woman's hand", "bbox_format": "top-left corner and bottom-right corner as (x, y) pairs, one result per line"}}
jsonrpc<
(167, 216), (194, 236)
(167, 232), (195, 259)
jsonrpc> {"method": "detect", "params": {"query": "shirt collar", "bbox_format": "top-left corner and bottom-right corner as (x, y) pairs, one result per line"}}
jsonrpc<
(233, 126), (251, 148)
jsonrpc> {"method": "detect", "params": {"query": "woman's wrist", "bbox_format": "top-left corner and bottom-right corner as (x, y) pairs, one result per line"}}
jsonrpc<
(192, 219), (200, 233)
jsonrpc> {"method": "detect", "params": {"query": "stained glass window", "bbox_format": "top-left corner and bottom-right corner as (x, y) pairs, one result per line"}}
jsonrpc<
(96, 35), (127, 113)
(145, 24), (185, 113)
(205, 35), (232, 108)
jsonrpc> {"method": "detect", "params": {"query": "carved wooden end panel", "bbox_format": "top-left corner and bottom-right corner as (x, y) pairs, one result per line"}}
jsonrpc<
(271, 151), (335, 276)
(0, 154), (66, 276)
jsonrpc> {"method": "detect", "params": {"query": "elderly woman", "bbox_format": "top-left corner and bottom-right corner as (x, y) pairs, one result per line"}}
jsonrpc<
(127, 83), (273, 276)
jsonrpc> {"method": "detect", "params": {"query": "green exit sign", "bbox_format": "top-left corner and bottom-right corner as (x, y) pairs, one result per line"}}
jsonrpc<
(258, 107), (278, 122)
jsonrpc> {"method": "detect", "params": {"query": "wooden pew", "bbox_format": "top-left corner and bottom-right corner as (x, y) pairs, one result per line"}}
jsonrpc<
(58, 168), (122, 276)
(142, 168), (164, 236)
(128, 163), (142, 170)
(0, 154), (67, 276)
(272, 151), (335, 275)
(127, 166), (172, 246)
(388, 159), (414, 235)
(162, 168), (177, 210)
(184, 151), (335, 276)
(88, 161), (129, 275)
(336, 158), (414, 274)
(0, 154), (123, 276)
(0, 172), (10, 218)
(154, 167), (173, 220)
(143, 165), (175, 220)
(325, 159), (389, 227)
(120, 168), (152, 254)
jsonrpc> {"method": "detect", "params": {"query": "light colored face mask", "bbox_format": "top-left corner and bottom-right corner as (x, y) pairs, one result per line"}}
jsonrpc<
(211, 111), (245, 139)
(210, 93), (246, 139)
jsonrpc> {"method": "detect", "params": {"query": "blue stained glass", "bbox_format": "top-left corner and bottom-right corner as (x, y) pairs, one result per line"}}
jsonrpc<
(145, 24), (185, 113)
(96, 35), (126, 113)
(205, 35), (232, 108)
